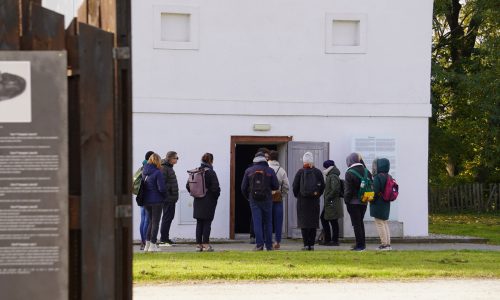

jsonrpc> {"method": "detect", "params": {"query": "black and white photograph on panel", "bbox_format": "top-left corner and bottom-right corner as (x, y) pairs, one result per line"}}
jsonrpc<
(0, 61), (31, 123)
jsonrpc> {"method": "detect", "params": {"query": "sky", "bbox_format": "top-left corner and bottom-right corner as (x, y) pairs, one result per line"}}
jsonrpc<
(42, 0), (85, 27)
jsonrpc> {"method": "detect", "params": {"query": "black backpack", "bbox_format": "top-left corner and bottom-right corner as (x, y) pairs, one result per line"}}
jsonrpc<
(135, 175), (148, 206)
(300, 169), (321, 198)
(339, 179), (345, 198)
(249, 170), (270, 201)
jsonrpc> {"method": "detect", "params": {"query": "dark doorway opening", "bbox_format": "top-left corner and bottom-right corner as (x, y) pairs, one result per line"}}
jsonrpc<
(234, 144), (277, 234)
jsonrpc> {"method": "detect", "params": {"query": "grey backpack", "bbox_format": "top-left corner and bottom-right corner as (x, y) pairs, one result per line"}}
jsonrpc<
(187, 168), (208, 198)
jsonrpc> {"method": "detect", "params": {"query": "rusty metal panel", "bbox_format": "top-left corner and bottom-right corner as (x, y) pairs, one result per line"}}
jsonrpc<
(0, 0), (21, 50)
(77, 22), (116, 300)
(22, 3), (65, 50)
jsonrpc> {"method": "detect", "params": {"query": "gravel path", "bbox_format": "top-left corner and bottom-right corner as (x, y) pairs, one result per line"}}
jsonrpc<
(134, 280), (500, 300)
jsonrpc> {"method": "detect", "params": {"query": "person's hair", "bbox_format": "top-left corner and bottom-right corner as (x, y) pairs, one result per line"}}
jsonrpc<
(256, 147), (270, 154)
(201, 153), (214, 165)
(148, 153), (162, 168)
(269, 150), (279, 161)
(145, 150), (154, 161)
(166, 151), (177, 159)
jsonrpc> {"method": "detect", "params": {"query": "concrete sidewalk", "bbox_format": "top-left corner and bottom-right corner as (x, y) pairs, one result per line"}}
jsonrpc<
(134, 279), (500, 300)
(134, 237), (500, 253)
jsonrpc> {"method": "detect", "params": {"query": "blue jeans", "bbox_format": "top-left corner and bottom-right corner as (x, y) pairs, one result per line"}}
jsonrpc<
(272, 201), (283, 243)
(250, 199), (273, 250)
(140, 207), (149, 243)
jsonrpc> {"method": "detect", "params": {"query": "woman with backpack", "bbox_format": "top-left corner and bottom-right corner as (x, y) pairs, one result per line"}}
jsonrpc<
(320, 160), (343, 246)
(143, 153), (167, 252)
(344, 152), (373, 251)
(370, 158), (392, 250)
(186, 153), (221, 252)
(292, 152), (325, 251)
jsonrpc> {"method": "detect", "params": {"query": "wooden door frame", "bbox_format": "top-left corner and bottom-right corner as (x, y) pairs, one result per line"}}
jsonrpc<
(229, 135), (292, 239)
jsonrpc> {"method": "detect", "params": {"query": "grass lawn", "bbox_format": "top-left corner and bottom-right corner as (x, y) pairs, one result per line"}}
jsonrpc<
(133, 250), (500, 282)
(429, 212), (500, 245)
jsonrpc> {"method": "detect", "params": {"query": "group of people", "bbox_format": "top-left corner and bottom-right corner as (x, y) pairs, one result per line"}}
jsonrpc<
(242, 149), (393, 252)
(135, 150), (221, 252)
(136, 147), (394, 253)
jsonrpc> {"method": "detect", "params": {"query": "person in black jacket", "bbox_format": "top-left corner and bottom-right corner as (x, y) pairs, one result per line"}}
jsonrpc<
(344, 152), (372, 251)
(186, 153), (221, 252)
(159, 151), (179, 246)
(292, 152), (325, 251)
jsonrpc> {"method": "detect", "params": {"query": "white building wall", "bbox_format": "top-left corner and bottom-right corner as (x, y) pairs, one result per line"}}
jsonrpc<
(132, 0), (433, 240)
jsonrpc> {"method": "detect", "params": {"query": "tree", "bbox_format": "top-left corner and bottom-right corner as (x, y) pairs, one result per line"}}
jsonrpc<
(430, 0), (499, 185)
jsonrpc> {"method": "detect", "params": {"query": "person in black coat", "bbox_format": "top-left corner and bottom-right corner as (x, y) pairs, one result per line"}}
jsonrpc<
(159, 151), (179, 246)
(186, 153), (221, 252)
(292, 152), (325, 251)
(344, 152), (373, 251)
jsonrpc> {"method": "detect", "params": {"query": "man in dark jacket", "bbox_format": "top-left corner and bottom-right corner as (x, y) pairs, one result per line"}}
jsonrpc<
(159, 151), (179, 246)
(241, 152), (279, 251)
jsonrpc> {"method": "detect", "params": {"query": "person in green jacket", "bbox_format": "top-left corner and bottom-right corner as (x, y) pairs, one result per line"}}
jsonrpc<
(320, 160), (344, 246)
(370, 158), (392, 251)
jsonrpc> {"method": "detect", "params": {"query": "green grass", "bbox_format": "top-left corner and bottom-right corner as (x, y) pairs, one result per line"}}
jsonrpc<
(133, 250), (500, 282)
(429, 212), (500, 245)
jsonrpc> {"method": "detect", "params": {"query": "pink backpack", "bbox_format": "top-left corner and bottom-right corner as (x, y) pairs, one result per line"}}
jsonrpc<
(381, 174), (399, 202)
(187, 168), (208, 198)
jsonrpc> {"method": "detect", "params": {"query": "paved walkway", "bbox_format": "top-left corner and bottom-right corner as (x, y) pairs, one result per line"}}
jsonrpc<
(134, 280), (500, 300)
(134, 238), (500, 253)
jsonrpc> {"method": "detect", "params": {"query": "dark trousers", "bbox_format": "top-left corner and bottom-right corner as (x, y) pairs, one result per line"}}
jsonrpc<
(145, 205), (162, 243)
(346, 204), (367, 249)
(320, 209), (339, 243)
(196, 218), (213, 244)
(301, 228), (317, 247)
(160, 202), (176, 242)
(250, 199), (273, 250)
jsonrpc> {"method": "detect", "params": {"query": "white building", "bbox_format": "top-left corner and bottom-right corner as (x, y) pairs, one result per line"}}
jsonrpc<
(131, 0), (434, 241)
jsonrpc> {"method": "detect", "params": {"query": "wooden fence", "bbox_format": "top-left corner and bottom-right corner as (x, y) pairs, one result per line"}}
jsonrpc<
(1, 1), (132, 299)
(429, 183), (500, 212)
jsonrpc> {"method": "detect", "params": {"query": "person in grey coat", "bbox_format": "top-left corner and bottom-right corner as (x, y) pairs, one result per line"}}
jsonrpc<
(159, 151), (179, 246)
(320, 160), (343, 246)
(186, 153), (221, 252)
(292, 152), (325, 251)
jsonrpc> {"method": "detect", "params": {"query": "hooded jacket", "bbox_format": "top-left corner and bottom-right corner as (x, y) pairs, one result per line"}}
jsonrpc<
(344, 153), (373, 205)
(161, 159), (179, 203)
(323, 165), (344, 220)
(241, 161), (279, 202)
(142, 163), (166, 205)
(268, 160), (290, 199)
(369, 158), (391, 220)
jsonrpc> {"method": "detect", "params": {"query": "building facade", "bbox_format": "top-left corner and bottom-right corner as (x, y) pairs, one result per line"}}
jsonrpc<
(131, 0), (434, 240)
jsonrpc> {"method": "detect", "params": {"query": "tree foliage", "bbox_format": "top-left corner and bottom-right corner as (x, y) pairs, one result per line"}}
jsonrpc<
(430, 0), (499, 185)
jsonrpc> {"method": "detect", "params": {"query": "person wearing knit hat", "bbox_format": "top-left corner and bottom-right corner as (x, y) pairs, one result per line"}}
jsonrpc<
(241, 150), (280, 251)
(292, 152), (325, 251)
(320, 159), (343, 246)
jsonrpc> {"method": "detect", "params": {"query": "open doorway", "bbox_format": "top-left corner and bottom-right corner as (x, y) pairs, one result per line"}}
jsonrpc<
(229, 136), (292, 239)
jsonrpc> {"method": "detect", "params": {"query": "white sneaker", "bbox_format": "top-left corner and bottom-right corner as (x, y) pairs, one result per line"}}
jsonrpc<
(148, 243), (160, 252)
(143, 241), (151, 252)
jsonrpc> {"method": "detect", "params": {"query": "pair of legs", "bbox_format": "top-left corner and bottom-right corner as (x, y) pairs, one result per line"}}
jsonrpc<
(346, 204), (367, 249)
(272, 201), (283, 245)
(145, 204), (162, 244)
(196, 218), (213, 250)
(374, 218), (391, 246)
(139, 207), (149, 245)
(301, 228), (316, 248)
(160, 202), (176, 243)
(249, 199), (273, 250)
(320, 209), (339, 244)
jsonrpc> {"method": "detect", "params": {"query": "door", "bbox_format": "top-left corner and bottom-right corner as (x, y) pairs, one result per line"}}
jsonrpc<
(286, 141), (329, 238)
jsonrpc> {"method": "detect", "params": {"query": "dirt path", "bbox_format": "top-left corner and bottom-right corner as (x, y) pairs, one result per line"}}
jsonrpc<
(134, 279), (500, 300)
